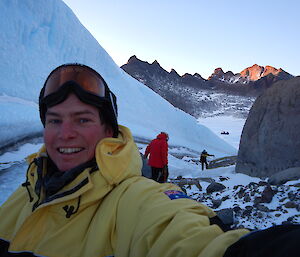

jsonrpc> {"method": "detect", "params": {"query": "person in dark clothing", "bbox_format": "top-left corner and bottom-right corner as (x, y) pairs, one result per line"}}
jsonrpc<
(158, 165), (169, 183)
(144, 132), (169, 182)
(223, 224), (300, 257)
(200, 149), (215, 170)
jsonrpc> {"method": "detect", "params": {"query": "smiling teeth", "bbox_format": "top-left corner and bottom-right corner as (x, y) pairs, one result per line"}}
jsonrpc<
(58, 148), (83, 154)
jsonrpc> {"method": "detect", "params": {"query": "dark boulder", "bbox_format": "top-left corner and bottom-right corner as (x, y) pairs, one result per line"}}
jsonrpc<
(284, 201), (298, 209)
(261, 185), (275, 203)
(216, 208), (234, 226)
(268, 167), (300, 185)
(212, 199), (222, 208)
(206, 182), (226, 194)
(236, 77), (300, 178)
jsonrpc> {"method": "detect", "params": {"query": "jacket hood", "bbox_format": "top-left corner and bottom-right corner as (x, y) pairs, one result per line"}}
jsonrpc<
(95, 125), (142, 185)
(156, 132), (168, 140)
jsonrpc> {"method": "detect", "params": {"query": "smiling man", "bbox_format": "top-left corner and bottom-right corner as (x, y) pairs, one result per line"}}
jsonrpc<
(0, 64), (298, 257)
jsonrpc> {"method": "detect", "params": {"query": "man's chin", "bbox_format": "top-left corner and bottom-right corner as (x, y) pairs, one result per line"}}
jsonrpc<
(53, 153), (85, 172)
(56, 161), (81, 172)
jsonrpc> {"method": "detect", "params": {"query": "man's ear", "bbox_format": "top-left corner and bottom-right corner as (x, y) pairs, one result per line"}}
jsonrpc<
(105, 126), (114, 137)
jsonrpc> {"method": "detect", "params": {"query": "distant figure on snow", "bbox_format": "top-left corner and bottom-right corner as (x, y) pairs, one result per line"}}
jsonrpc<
(221, 131), (229, 135)
(144, 132), (169, 182)
(200, 149), (215, 170)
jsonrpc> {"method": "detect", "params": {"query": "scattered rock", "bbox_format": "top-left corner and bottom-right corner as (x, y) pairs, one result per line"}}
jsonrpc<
(233, 206), (242, 213)
(258, 181), (268, 186)
(256, 212), (264, 218)
(282, 220), (293, 225)
(195, 181), (202, 191)
(237, 188), (246, 199)
(206, 182), (226, 194)
(288, 191), (299, 201)
(284, 201), (298, 209)
(256, 204), (271, 212)
(248, 182), (258, 188)
(216, 208), (234, 225)
(261, 185), (275, 203)
(242, 209), (252, 217)
(221, 195), (230, 201)
(254, 197), (262, 205)
(244, 194), (251, 202)
(219, 176), (229, 181)
(212, 199), (222, 208)
(279, 197), (287, 202)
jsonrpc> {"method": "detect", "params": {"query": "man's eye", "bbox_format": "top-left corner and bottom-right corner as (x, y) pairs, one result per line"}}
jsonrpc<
(46, 119), (61, 124)
(79, 118), (91, 123)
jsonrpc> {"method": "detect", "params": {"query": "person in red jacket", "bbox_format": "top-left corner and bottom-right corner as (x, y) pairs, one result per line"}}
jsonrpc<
(144, 132), (169, 182)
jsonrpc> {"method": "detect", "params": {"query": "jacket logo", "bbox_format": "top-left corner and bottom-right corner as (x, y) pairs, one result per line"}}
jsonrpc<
(63, 205), (76, 218)
(164, 190), (190, 200)
(62, 196), (81, 218)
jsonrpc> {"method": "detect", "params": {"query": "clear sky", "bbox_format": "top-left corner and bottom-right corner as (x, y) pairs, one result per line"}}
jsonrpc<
(62, 0), (300, 79)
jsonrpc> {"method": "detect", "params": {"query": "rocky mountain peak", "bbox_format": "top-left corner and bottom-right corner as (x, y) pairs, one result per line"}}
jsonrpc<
(193, 73), (205, 80)
(182, 73), (192, 78)
(263, 65), (282, 76)
(170, 68), (179, 75)
(169, 68), (181, 79)
(208, 68), (225, 80)
(240, 64), (264, 80)
(239, 64), (287, 81)
(152, 60), (161, 67)
(126, 55), (140, 64)
(213, 67), (225, 75)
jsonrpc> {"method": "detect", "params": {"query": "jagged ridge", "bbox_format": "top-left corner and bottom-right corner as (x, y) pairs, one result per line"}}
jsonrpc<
(121, 56), (294, 118)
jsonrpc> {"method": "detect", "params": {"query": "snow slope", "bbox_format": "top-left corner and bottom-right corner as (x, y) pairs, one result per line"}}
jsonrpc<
(0, 0), (235, 157)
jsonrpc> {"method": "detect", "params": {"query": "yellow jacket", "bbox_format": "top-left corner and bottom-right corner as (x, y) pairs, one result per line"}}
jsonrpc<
(0, 125), (248, 257)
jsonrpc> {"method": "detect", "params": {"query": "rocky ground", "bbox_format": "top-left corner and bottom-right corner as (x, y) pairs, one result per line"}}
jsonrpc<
(170, 175), (300, 230)
(137, 140), (300, 230)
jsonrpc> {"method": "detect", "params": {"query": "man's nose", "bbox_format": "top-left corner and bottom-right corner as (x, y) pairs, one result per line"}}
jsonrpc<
(59, 121), (77, 139)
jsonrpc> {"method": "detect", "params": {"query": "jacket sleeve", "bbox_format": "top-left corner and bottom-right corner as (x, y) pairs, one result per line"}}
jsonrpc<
(116, 179), (248, 257)
(144, 142), (151, 158)
(162, 140), (168, 166)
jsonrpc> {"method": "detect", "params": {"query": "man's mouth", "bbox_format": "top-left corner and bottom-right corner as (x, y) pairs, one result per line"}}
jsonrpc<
(58, 147), (83, 154)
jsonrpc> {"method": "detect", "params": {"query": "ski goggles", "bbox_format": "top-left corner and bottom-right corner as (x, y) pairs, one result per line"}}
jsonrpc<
(42, 64), (107, 98)
(40, 64), (118, 118)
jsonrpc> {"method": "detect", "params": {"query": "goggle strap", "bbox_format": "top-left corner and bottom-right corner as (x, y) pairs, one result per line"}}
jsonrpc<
(109, 91), (118, 118)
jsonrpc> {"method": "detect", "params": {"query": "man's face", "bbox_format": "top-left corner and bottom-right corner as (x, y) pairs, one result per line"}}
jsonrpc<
(44, 93), (113, 172)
